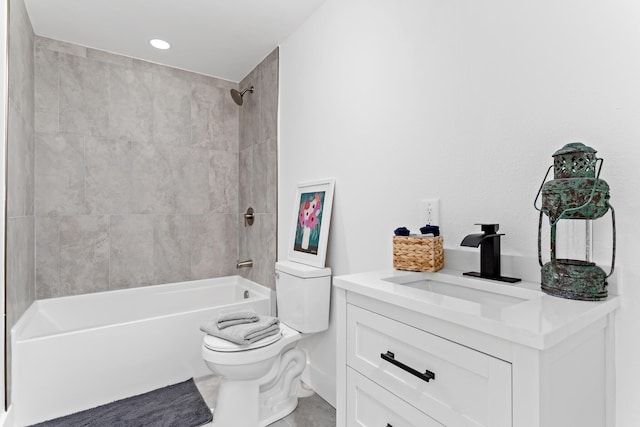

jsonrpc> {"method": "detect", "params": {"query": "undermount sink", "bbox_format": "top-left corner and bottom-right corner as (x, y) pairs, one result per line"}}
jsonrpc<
(383, 272), (534, 313)
(395, 278), (526, 308)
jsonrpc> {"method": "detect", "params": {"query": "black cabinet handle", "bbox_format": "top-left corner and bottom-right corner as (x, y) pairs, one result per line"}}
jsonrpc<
(380, 351), (435, 383)
(386, 424), (393, 427)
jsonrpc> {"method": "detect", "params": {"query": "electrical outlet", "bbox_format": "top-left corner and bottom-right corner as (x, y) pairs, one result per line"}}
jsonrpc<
(419, 198), (440, 227)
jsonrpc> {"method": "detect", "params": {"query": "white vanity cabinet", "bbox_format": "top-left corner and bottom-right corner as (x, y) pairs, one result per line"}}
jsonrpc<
(334, 270), (619, 427)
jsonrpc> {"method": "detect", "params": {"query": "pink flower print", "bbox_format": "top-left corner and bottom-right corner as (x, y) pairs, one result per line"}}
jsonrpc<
(299, 209), (306, 226)
(308, 212), (318, 229)
(304, 201), (310, 210)
(302, 208), (312, 227)
(314, 194), (322, 214)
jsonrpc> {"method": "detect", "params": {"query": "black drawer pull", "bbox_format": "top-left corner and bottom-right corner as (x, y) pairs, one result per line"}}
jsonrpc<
(380, 351), (435, 382)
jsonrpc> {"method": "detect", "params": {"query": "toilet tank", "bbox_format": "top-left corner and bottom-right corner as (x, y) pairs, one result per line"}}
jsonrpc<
(275, 261), (332, 333)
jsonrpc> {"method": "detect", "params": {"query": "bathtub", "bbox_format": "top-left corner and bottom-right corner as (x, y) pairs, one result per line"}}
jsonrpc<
(11, 276), (273, 426)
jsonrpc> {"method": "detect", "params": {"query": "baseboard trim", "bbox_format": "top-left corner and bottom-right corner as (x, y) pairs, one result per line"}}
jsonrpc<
(2, 405), (13, 427)
(301, 363), (336, 408)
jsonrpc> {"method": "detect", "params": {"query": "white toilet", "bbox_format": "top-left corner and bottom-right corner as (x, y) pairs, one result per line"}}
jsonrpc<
(201, 260), (331, 427)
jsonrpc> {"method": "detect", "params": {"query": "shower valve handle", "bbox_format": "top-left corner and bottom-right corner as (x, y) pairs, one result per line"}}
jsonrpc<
(244, 207), (255, 226)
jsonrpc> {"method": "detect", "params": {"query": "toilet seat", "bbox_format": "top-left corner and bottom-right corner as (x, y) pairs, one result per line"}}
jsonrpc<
(202, 323), (302, 366)
(203, 330), (282, 352)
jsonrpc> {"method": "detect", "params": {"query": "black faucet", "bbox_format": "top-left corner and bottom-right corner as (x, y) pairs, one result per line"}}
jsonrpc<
(460, 224), (521, 283)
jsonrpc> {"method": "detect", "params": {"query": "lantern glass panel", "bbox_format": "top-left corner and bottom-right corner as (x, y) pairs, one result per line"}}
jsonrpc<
(554, 220), (593, 262)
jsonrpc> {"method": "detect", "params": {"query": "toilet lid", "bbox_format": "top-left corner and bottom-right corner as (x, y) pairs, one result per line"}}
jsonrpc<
(203, 330), (282, 352)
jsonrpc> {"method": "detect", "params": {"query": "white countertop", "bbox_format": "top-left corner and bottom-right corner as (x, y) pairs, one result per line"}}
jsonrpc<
(333, 268), (620, 350)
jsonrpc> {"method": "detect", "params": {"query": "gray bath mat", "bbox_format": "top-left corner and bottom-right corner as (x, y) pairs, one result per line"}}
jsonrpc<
(29, 378), (213, 427)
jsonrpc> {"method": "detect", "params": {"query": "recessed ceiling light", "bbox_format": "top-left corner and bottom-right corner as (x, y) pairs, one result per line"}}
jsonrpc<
(150, 39), (171, 50)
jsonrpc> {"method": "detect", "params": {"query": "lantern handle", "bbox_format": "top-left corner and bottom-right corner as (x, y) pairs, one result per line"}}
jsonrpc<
(537, 211), (544, 267)
(533, 165), (554, 213)
(607, 204), (616, 278)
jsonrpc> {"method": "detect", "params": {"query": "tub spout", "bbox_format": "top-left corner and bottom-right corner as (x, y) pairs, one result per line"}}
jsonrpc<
(236, 259), (253, 269)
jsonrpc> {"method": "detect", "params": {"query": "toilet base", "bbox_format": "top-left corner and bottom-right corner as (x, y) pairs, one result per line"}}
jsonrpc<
(258, 346), (305, 425)
(257, 397), (297, 427)
(211, 346), (306, 426)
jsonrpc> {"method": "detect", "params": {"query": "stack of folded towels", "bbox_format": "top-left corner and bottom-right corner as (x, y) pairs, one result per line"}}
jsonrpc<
(200, 309), (280, 346)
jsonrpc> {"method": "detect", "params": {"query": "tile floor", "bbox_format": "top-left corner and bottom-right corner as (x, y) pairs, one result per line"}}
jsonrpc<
(194, 375), (336, 427)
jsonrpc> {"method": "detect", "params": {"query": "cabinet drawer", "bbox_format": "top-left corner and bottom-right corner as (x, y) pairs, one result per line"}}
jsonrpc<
(347, 304), (511, 427)
(347, 367), (443, 427)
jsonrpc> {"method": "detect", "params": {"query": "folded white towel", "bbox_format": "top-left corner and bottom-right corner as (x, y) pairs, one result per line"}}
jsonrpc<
(217, 309), (259, 329)
(201, 315), (280, 345)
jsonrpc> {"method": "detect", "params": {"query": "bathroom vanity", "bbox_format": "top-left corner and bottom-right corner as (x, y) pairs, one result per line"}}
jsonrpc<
(334, 269), (619, 427)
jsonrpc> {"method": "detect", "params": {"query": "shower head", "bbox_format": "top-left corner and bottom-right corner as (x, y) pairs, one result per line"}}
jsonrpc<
(230, 86), (254, 106)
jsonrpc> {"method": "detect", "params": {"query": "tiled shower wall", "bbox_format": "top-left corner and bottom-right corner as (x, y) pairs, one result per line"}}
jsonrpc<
(6, 0), (36, 403)
(238, 49), (278, 290)
(6, 0), (36, 339)
(33, 37), (242, 298)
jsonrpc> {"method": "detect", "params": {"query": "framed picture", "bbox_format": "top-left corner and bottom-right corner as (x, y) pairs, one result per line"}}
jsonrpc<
(288, 178), (335, 268)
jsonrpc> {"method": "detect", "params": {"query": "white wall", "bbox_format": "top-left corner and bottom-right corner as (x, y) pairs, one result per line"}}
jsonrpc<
(279, 0), (640, 424)
(1, 0), (7, 420)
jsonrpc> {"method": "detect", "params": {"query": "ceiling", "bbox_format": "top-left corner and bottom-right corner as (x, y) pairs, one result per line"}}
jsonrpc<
(24, 0), (326, 82)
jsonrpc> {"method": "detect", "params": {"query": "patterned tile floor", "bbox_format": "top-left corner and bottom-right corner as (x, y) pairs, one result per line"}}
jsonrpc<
(195, 375), (336, 427)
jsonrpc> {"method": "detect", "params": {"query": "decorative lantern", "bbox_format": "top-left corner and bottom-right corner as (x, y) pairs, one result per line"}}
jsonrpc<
(534, 142), (616, 301)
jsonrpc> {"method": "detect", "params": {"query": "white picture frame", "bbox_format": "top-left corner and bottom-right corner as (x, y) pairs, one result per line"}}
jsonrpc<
(287, 178), (335, 268)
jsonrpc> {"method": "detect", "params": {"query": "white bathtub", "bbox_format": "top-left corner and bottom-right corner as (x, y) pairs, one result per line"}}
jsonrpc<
(11, 276), (273, 426)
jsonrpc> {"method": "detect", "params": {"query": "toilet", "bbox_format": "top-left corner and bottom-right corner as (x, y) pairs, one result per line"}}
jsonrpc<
(201, 260), (331, 427)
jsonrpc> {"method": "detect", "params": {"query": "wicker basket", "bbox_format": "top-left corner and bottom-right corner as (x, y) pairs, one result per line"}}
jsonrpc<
(393, 235), (444, 272)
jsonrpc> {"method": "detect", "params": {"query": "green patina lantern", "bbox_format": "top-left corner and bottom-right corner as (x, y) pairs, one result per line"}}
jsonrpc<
(534, 142), (616, 301)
